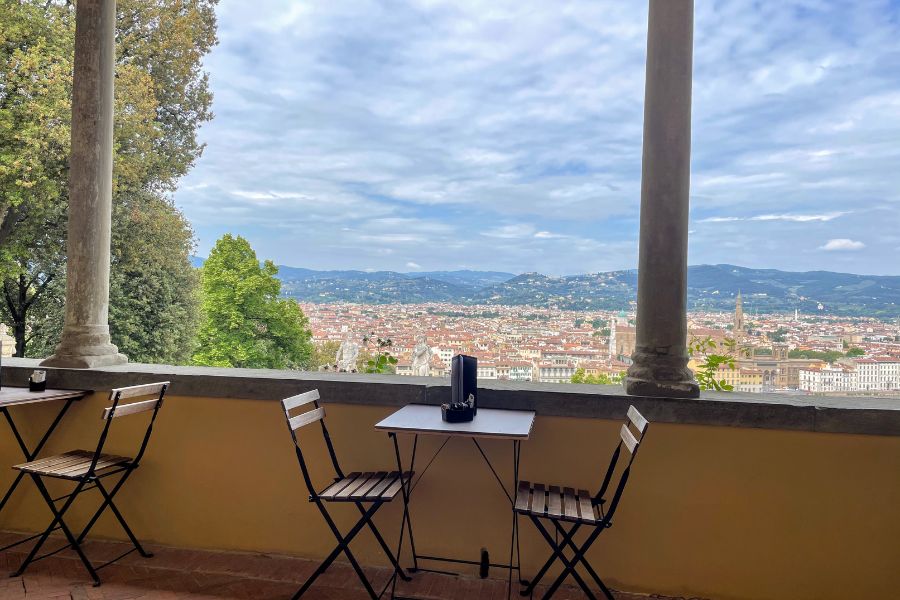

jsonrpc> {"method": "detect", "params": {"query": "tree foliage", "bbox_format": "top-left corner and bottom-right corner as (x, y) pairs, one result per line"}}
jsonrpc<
(788, 348), (844, 363)
(192, 235), (314, 369)
(0, 0), (218, 361)
(570, 369), (622, 385)
(109, 191), (199, 364)
(688, 336), (739, 391)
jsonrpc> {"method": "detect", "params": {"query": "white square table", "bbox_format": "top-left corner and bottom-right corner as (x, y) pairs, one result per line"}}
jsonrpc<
(375, 403), (536, 599)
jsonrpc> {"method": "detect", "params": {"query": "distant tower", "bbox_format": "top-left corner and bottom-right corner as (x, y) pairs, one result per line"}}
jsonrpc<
(608, 317), (617, 359)
(734, 291), (745, 338)
(794, 308), (799, 321)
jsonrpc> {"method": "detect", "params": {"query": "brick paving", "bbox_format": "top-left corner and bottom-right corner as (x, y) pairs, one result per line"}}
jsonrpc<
(0, 532), (675, 600)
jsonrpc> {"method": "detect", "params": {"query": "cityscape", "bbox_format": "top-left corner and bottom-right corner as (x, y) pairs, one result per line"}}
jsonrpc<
(303, 294), (900, 395)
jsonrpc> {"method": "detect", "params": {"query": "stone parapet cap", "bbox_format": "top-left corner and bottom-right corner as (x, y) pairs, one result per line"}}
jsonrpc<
(3, 357), (898, 436)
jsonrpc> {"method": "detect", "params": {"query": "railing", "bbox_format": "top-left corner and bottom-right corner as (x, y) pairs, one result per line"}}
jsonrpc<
(0, 357), (898, 600)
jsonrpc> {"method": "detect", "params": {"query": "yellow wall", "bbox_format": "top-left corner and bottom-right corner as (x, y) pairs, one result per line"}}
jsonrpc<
(0, 392), (897, 600)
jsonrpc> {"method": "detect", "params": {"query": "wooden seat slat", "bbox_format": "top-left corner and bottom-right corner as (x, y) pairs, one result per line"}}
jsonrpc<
(351, 472), (387, 499)
(111, 382), (168, 400)
(363, 471), (400, 500)
(577, 489), (595, 523)
(335, 472), (374, 499)
(532, 483), (547, 516)
(379, 471), (412, 500)
(15, 450), (131, 479)
(103, 398), (161, 420)
(562, 487), (579, 521)
(547, 486), (563, 518)
(514, 481), (531, 512)
(319, 472), (361, 499)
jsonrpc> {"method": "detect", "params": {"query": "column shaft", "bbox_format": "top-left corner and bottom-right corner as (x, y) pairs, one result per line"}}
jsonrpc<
(624, 0), (698, 398)
(42, 0), (126, 368)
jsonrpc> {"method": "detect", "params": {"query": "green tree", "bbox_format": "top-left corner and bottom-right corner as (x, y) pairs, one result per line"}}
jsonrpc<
(192, 235), (314, 369)
(108, 191), (199, 364)
(845, 347), (865, 358)
(361, 333), (398, 374)
(570, 368), (623, 385)
(788, 349), (844, 363)
(0, 0), (217, 360)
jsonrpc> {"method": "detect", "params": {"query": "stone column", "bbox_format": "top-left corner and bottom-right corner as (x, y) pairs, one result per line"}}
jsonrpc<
(42, 0), (126, 368)
(624, 0), (698, 398)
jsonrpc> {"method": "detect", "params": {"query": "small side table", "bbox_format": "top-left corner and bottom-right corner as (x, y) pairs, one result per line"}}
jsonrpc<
(375, 403), (536, 599)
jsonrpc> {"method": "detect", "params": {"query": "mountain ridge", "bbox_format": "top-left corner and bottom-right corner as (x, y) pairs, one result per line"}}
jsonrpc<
(188, 258), (900, 317)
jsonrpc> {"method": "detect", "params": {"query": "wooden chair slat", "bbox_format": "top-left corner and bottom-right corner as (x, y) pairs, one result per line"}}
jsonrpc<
(562, 487), (579, 521)
(111, 382), (168, 400)
(380, 471), (412, 499)
(336, 472), (374, 499)
(532, 483), (547, 516)
(514, 481), (532, 512)
(103, 397), (161, 420)
(351, 472), (388, 499)
(547, 486), (563, 518)
(627, 405), (648, 434)
(289, 407), (326, 431)
(319, 472), (361, 499)
(620, 424), (638, 454)
(282, 390), (320, 412)
(16, 451), (86, 471)
(577, 489), (595, 524)
(363, 471), (400, 500)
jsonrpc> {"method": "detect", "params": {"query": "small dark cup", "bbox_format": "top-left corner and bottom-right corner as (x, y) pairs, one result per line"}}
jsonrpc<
(29, 379), (46, 392)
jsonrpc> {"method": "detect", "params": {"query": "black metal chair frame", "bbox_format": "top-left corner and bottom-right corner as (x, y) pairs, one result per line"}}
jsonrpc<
(519, 406), (649, 599)
(10, 382), (168, 586)
(282, 389), (412, 600)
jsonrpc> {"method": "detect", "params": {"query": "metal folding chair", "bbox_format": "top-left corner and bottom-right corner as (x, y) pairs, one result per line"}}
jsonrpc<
(515, 405), (649, 599)
(281, 389), (413, 600)
(10, 382), (168, 586)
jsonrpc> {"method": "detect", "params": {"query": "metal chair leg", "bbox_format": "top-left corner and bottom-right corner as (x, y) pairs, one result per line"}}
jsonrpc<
(354, 501), (411, 582)
(293, 500), (385, 600)
(15, 475), (101, 586)
(93, 478), (152, 557)
(520, 521), (582, 596)
(530, 517), (597, 600)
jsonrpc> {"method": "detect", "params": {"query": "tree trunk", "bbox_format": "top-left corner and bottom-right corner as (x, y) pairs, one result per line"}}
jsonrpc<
(14, 275), (27, 357)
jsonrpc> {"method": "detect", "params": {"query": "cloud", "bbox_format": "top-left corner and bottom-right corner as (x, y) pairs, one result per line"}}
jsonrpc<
(406, 262), (422, 269)
(820, 239), (866, 251)
(698, 212), (850, 224)
(172, 0), (900, 275)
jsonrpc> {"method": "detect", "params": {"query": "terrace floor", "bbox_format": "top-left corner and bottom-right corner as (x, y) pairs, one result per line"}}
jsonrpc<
(0, 532), (675, 600)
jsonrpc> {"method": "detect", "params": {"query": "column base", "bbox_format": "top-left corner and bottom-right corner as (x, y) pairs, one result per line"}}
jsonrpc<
(40, 325), (128, 369)
(624, 346), (699, 398)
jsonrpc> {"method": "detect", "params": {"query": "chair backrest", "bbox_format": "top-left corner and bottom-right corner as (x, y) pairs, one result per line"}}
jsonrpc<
(281, 389), (344, 495)
(594, 405), (649, 524)
(89, 382), (168, 477)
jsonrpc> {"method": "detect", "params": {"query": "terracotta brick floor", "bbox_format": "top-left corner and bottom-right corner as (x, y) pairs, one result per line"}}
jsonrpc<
(0, 532), (679, 600)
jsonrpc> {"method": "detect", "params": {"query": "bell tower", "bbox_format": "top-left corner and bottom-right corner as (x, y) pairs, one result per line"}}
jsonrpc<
(734, 291), (745, 338)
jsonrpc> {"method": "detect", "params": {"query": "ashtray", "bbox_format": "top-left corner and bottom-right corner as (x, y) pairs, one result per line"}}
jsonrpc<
(441, 404), (474, 423)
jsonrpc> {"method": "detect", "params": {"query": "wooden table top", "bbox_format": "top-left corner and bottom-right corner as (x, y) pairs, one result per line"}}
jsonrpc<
(375, 404), (536, 440)
(0, 387), (89, 409)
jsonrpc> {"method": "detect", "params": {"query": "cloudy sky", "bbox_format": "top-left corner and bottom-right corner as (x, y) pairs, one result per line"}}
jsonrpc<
(174, 0), (900, 276)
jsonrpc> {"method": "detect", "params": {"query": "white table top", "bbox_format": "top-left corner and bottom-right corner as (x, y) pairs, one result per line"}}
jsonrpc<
(375, 404), (536, 440)
(0, 387), (88, 409)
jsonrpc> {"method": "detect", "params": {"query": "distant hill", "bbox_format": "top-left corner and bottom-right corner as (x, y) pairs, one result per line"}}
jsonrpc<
(188, 258), (900, 316)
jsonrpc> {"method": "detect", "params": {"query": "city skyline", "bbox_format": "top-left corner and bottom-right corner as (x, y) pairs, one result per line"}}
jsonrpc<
(175, 0), (900, 276)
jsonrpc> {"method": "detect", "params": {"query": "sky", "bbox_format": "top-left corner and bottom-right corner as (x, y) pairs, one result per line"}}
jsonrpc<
(173, 0), (900, 276)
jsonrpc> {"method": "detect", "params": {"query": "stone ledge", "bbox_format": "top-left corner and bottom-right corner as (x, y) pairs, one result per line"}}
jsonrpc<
(3, 357), (898, 436)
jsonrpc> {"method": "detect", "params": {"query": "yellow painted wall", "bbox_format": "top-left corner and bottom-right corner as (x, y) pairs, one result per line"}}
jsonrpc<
(0, 392), (898, 600)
